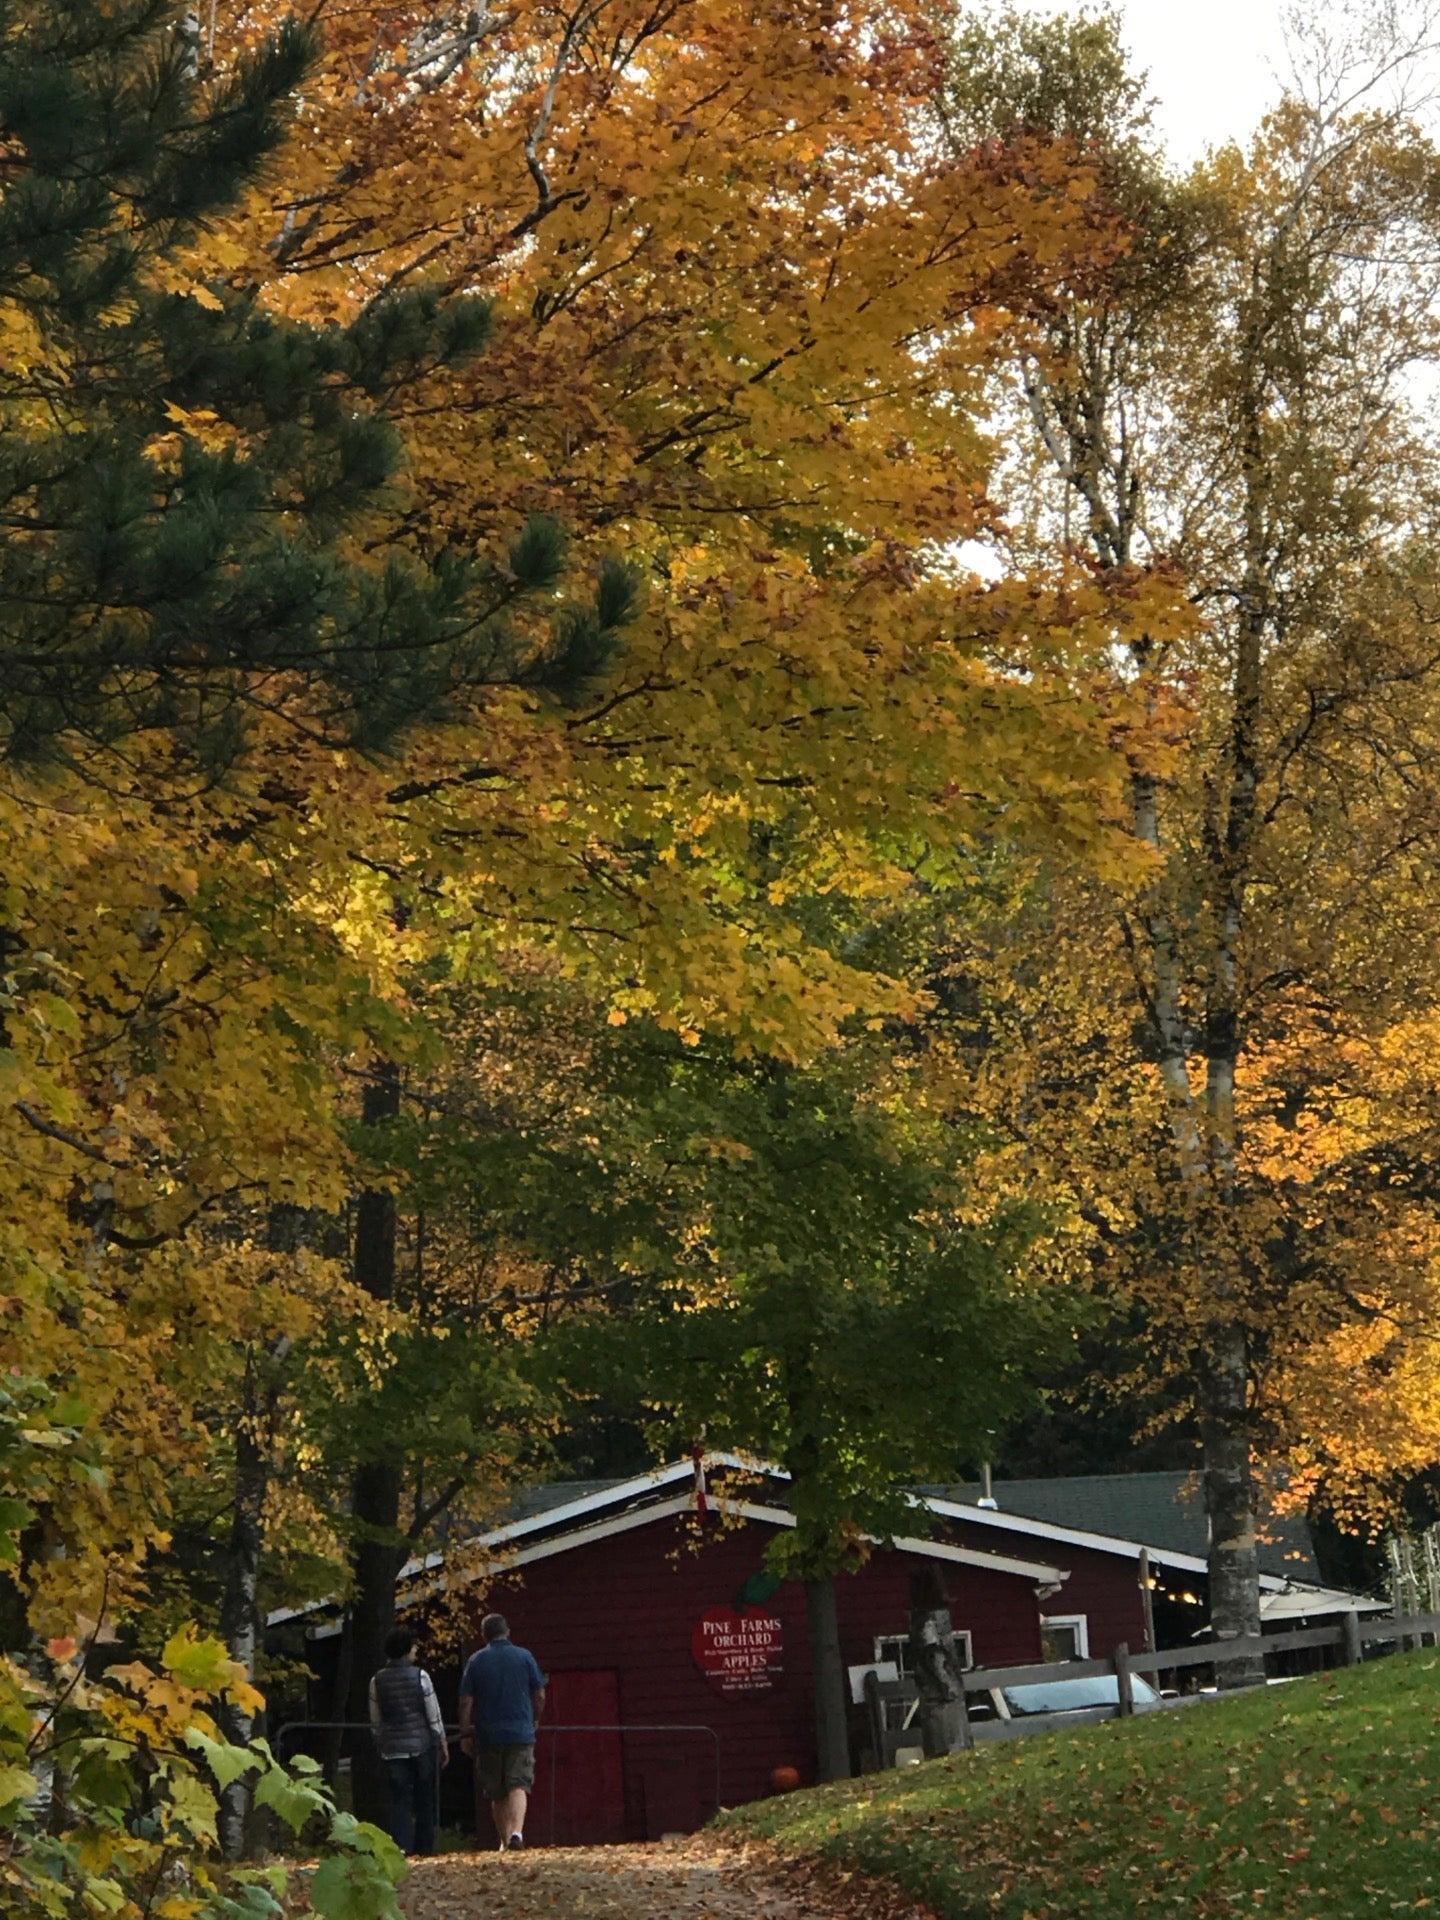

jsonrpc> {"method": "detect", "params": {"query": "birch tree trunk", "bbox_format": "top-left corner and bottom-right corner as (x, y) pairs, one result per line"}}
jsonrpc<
(1132, 711), (1265, 1664)
(1023, 329), (1271, 1669)
(1026, 310), (1272, 1658)
(947, 0), (1440, 1691)
(1201, 1321), (1263, 1673)
(1198, 372), (1268, 1667)
(217, 1414), (266, 1857)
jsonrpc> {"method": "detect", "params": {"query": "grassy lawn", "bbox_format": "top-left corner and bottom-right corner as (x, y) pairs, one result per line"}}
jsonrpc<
(721, 1652), (1440, 1917)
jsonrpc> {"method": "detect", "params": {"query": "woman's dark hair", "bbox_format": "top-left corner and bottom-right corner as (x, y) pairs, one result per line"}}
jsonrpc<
(384, 1626), (417, 1661)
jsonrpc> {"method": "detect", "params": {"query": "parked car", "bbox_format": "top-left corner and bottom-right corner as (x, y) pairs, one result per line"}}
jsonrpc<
(967, 1671), (1186, 1742)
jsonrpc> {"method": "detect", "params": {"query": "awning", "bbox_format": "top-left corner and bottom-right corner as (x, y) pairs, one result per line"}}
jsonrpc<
(1259, 1584), (1388, 1623)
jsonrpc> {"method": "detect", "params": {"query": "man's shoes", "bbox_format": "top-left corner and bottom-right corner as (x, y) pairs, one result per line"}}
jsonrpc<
(507, 1834), (525, 1851)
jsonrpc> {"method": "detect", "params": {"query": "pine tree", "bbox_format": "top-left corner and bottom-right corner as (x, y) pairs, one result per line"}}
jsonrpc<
(0, 1), (621, 770)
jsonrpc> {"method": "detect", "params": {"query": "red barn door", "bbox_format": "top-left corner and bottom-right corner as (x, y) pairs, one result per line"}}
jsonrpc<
(531, 1670), (625, 1847)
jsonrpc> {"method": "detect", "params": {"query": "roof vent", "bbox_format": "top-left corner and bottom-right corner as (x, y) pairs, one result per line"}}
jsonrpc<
(978, 1463), (999, 1511)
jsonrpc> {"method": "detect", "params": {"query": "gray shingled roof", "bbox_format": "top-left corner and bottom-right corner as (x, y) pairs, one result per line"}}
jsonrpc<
(494, 1465), (1323, 1586)
(506, 1477), (633, 1524)
(918, 1471), (1321, 1583)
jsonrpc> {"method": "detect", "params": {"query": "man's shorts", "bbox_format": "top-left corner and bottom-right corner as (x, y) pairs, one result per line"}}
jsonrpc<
(475, 1742), (535, 1799)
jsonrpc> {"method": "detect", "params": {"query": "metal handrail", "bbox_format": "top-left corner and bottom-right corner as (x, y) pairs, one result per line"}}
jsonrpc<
(273, 1718), (724, 1844)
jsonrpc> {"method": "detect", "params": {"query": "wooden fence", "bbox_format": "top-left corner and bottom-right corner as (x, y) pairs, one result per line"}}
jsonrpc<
(864, 1609), (1440, 1768)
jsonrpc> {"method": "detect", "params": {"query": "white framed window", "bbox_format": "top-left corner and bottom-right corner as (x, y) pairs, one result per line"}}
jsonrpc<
(873, 1628), (973, 1678)
(1040, 1614), (1090, 1663)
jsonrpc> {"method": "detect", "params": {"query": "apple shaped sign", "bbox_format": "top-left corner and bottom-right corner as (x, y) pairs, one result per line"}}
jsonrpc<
(692, 1607), (783, 1694)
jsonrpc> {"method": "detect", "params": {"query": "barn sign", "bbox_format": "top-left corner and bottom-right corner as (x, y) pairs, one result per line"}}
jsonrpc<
(692, 1607), (783, 1693)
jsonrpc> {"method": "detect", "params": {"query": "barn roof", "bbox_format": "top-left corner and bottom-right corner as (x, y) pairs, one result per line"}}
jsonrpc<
(918, 1471), (1323, 1585)
(388, 1454), (1319, 1598)
(266, 1456), (1349, 1635)
(408, 1461), (1070, 1590)
(508, 1476), (635, 1524)
(272, 1467), (1070, 1637)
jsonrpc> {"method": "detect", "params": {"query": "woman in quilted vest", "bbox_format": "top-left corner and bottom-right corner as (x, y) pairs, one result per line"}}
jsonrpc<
(368, 1626), (449, 1854)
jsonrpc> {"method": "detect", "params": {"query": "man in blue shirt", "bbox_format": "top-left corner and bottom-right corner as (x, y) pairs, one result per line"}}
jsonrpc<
(457, 1613), (547, 1850)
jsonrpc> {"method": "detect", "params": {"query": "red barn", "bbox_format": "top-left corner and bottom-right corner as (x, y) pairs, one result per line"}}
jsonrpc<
(274, 1455), (1370, 1843)
(417, 1467), (1064, 1844)
(917, 1470), (1345, 1660)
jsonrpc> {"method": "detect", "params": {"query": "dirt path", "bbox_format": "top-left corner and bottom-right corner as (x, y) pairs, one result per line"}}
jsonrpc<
(397, 1839), (933, 1920)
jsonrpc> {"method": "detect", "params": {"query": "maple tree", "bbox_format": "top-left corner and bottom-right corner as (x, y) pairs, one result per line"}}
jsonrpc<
(0, 10), (630, 1860)
(0, 1398), (408, 1920)
(147, 0), (1145, 1816)
(942, 2), (1440, 1654)
(1, 0), (1161, 1847)
(306, 957), (1070, 1785)
(205, 0), (1132, 1020)
(556, 1033), (1067, 1780)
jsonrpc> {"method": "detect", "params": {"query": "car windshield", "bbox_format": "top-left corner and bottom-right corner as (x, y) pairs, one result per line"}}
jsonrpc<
(1001, 1675), (1161, 1716)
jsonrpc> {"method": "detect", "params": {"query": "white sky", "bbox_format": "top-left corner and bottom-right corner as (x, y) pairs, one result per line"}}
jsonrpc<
(1017, 0), (1293, 161)
(1117, 0), (1292, 157)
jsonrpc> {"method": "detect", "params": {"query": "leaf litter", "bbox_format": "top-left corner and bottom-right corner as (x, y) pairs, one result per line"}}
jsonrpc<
(398, 1837), (939, 1920)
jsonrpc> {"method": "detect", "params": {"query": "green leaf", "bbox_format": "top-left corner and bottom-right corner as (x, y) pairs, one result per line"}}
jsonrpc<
(80, 1879), (127, 1916)
(737, 1569), (783, 1608)
(328, 1812), (404, 1875)
(233, 1866), (289, 1899)
(254, 1763), (327, 1835)
(0, 1496), (33, 1560)
(165, 1768), (219, 1843)
(0, 1761), (35, 1809)
(309, 1850), (404, 1920)
(161, 1626), (235, 1693)
(72, 1739), (134, 1814)
(184, 1727), (264, 1791)
(35, 994), (80, 1039)
(217, 1885), (286, 1920)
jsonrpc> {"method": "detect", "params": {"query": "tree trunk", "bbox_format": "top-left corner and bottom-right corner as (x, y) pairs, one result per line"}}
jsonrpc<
(345, 1476), (406, 1823)
(324, 1614), (354, 1796)
(1199, 436), (1265, 1678)
(344, 1065), (404, 1825)
(1202, 1318), (1264, 1685)
(217, 1414), (266, 1857)
(0, 1529), (34, 1653)
(804, 1575), (850, 1783)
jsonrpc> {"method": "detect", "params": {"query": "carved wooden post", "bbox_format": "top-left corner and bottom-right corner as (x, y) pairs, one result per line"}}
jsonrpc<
(1115, 1642), (1134, 1717)
(1341, 1609), (1363, 1668)
(1139, 1547), (1156, 1652)
(908, 1570), (972, 1757)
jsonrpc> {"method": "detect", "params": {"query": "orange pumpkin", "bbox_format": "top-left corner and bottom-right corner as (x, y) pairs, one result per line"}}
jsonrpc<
(769, 1766), (802, 1794)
